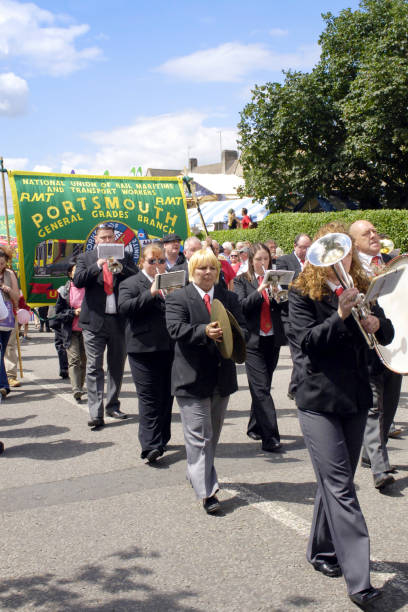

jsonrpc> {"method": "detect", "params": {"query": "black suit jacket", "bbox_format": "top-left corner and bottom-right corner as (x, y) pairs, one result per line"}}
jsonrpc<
(233, 274), (286, 349)
(118, 272), (172, 353)
(165, 283), (246, 398)
(73, 250), (138, 333)
(289, 289), (394, 415)
(276, 252), (302, 330)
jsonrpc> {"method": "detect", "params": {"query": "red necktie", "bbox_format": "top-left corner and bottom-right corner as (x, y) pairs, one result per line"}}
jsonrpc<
(102, 262), (114, 295)
(335, 287), (344, 296)
(258, 276), (272, 333)
(203, 293), (211, 314)
(372, 255), (381, 266)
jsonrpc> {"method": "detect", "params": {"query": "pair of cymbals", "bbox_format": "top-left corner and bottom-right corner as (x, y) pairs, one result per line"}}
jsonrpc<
(210, 299), (246, 363)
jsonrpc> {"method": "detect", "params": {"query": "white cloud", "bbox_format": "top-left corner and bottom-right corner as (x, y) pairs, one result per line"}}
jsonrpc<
(4, 157), (28, 169)
(0, 0), (102, 76)
(32, 164), (53, 172)
(0, 72), (28, 115)
(58, 111), (238, 175)
(156, 41), (321, 83)
(269, 28), (289, 37)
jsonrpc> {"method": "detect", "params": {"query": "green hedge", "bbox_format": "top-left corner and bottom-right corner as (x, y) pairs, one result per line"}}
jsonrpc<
(210, 210), (408, 254)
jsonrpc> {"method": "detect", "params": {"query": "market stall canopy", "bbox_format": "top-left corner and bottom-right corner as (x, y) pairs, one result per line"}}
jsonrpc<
(188, 198), (270, 232)
(190, 173), (245, 199)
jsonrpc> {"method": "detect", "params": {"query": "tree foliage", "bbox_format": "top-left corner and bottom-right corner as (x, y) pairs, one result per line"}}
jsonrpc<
(238, 0), (408, 210)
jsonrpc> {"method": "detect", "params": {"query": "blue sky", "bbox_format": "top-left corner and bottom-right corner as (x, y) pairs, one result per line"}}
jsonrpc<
(1, 0), (360, 192)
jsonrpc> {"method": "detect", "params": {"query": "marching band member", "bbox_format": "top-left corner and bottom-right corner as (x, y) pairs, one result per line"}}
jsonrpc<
(118, 244), (173, 464)
(289, 222), (393, 607)
(165, 249), (246, 514)
(234, 243), (286, 451)
(349, 220), (402, 491)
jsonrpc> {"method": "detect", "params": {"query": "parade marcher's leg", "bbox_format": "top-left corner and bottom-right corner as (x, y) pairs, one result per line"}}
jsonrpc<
(299, 408), (371, 595)
(178, 394), (228, 500)
(4, 323), (19, 387)
(383, 369), (402, 441)
(82, 329), (107, 420)
(245, 337), (281, 450)
(128, 352), (167, 458)
(104, 316), (126, 415)
(0, 330), (12, 396)
(67, 331), (83, 399)
(158, 350), (174, 447)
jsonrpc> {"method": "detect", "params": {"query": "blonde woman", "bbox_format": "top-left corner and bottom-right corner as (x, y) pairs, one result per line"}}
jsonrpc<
(165, 249), (246, 514)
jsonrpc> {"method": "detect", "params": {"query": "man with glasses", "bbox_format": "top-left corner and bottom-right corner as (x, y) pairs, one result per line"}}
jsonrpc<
(349, 219), (401, 491)
(74, 224), (138, 429)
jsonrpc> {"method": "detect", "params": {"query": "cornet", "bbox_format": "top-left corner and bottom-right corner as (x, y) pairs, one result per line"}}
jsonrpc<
(261, 266), (288, 303)
(306, 233), (377, 350)
(380, 238), (394, 255)
(107, 257), (123, 274)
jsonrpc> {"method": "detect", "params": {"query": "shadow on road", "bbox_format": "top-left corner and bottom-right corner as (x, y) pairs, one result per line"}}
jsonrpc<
(0, 545), (199, 611)
(2, 439), (115, 460)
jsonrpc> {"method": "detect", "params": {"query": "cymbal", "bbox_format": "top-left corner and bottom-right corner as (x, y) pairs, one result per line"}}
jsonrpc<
(226, 309), (246, 363)
(211, 298), (233, 359)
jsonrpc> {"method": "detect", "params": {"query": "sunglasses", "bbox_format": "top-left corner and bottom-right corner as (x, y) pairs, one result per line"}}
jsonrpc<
(147, 258), (166, 265)
(230, 253), (239, 257)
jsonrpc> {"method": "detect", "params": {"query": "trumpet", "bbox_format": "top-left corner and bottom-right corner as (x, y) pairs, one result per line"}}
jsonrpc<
(307, 233), (377, 349)
(107, 257), (123, 274)
(261, 266), (288, 303)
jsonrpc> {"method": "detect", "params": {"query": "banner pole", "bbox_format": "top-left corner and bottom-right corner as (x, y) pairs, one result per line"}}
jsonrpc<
(0, 157), (10, 245)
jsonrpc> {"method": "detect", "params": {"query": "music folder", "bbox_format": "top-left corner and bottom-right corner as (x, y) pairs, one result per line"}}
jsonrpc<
(155, 270), (186, 291)
(264, 269), (295, 285)
(97, 243), (124, 260)
(364, 267), (404, 304)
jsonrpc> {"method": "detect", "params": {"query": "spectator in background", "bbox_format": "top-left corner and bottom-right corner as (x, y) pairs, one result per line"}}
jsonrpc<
(229, 250), (241, 274)
(162, 233), (185, 271)
(241, 208), (251, 230)
(222, 241), (233, 261)
(237, 246), (250, 275)
(227, 209), (239, 230)
(172, 236), (202, 282)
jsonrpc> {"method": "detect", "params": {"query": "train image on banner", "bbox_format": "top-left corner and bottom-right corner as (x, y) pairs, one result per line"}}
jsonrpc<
(33, 239), (84, 277)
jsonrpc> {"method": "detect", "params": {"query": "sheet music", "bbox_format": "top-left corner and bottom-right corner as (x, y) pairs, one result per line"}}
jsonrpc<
(97, 243), (124, 260)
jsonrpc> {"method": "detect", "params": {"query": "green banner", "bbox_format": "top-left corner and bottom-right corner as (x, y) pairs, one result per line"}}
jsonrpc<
(8, 171), (190, 305)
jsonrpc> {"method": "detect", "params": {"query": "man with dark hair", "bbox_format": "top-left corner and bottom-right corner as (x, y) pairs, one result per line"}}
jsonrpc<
(349, 219), (401, 491)
(276, 233), (312, 399)
(241, 208), (251, 230)
(73, 224), (138, 429)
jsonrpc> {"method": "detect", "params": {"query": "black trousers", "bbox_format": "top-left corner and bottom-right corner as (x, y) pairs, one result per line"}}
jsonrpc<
(128, 351), (173, 458)
(298, 408), (370, 595)
(245, 335), (281, 443)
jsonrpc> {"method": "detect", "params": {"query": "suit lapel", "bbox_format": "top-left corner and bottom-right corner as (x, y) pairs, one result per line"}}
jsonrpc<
(187, 283), (210, 321)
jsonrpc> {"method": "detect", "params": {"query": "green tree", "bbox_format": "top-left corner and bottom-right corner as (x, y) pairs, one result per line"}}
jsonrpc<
(239, 0), (408, 210)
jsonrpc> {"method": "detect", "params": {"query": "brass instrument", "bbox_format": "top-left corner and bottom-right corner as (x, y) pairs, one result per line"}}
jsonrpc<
(107, 257), (123, 274)
(306, 233), (377, 349)
(380, 238), (395, 255)
(262, 266), (288, 303)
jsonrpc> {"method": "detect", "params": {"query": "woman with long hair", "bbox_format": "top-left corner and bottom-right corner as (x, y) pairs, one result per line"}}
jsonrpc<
(234, 243), (286, 451)
(289, 221), (393, 607)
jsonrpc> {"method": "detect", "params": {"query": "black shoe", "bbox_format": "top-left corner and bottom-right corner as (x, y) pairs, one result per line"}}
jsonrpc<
(59, 370), (69, 379)
(361, 456), (371, 468)
(374, 473), (395, 490)
(349, 587), (382, 607)
(203, 495), (220, 514)
(146, 448), (161, 463)
(312, 560), (342, 578)
(262, 438), (282, 452)
(87, 418), (105, 430)
(106, 409), (128, 420)
(247, 432), (261, 441)
(0, 441), (4, 455)
(287, 391), (295, 400)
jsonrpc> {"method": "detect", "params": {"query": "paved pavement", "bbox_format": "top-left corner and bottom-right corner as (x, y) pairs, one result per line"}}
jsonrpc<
(1, 327), (407, 611)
